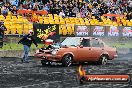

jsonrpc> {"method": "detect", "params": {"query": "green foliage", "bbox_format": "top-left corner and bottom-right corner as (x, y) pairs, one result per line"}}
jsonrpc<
(107, 42), (132, 48)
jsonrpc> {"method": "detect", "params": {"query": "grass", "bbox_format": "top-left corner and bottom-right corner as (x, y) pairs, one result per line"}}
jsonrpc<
(0, 38), (132, 50)
(105, 42), (132, 48)
(0, 42), (131, 51)
(99, 37), (132, 48)
(0, 43), (44, 50)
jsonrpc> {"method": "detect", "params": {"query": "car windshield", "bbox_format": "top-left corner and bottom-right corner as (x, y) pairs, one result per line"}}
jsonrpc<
(61, 37), (81, 46)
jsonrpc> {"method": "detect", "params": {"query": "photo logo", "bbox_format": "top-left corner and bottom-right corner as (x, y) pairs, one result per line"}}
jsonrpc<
(77, 66), (130, 84)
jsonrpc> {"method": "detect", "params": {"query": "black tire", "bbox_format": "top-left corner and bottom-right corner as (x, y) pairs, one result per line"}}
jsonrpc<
(98, 55), (108, 65)
(41, 60), (52, 66)
(79, 62), (85, 65)
(79, 76), (86, 84)
(62, 54), (72, 67)
(41, 60), (47, 66)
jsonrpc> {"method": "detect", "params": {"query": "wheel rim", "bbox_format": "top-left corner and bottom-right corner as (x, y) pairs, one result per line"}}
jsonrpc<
(65, 55), (72, 66)
(102, 56), (107, 65)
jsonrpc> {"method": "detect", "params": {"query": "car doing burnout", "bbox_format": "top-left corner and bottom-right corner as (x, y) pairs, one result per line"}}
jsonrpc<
(34, 37), (118, 67)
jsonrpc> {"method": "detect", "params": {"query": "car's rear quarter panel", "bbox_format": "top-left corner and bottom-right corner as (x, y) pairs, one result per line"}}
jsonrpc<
(105, 47), (117, 60)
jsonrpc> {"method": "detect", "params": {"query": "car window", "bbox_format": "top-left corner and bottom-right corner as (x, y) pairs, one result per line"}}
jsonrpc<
(61, 37), (80, 46)
(91, 39), (104, 47)
(80, 39), (90, 47)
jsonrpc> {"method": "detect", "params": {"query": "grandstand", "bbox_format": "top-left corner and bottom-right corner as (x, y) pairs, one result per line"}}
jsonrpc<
(0, 0), (131, 35)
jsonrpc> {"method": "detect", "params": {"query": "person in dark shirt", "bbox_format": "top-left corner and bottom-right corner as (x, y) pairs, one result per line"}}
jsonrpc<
(11, 6), (18, 16)
(2, 6), (8, 16)
(18, 30), (38, 63)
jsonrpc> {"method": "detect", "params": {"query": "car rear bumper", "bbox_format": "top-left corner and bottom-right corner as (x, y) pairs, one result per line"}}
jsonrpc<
(114, 54), (118, 58)
(109, 54), (118, 60)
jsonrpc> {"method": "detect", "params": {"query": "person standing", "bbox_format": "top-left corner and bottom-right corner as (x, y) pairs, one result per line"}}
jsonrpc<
(18, 30), (38, 63)
(11, 6), (18, 16)
(2, 6), (8, 16)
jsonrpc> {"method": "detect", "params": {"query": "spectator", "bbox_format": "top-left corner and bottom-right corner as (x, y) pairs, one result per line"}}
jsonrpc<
(59, 10), (65, 17)
(54, 4), (60, 15)
(128, 0), (132, 7)
(126, 12), (132, 20)
(116, 7), (122, 14)
(49, 4), (54, 14)
(80, 7), (86, 18)
(32, 5), (38, 11)
(93, 1), (98, 8)
(5, 2), (12, 11)
(76, 11), (81, 17)
(2, 6), (8, 16)
(0, 0), (131, 21)
(43, 4), (49, 11)
(28, 2), (33, 10)
(39, 1), (44, 10)
(32, 2), (40, 11)
(12, 0), (19, 8)
(72, 5), (79, 14)
(22, 2), (29, 9)
(107, 9), (111, 19)
(18, 30), (38, 63)
(18, 0), (23, 7)
(11, 6), (18, 16)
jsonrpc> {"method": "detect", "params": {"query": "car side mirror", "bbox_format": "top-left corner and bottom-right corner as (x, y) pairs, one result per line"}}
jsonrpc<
(79, 45), (83, 48)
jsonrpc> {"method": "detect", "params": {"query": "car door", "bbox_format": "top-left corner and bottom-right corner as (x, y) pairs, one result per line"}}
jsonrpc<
(89, 38), (104, 61)
(76, 38), (93, 62)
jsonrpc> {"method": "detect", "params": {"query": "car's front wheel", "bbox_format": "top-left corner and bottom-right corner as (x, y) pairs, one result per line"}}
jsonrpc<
(41, 60), (51, 66)
(98, 55), (108, 65)
(62, 54), (73, 67)
(41, 60), (47, 66)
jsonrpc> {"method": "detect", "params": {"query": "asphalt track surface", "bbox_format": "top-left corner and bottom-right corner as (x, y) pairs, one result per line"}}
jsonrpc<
(0, 53), (132, 88)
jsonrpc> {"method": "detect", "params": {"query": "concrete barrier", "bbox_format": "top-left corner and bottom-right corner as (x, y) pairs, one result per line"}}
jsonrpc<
(0, 50), (36, 58)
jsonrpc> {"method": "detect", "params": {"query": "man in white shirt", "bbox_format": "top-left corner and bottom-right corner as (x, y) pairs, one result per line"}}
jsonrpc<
(59, 10), (65, 18)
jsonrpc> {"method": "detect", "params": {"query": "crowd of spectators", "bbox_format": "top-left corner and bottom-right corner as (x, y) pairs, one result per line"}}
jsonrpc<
(48, 0), (132, 20)
(0, 0), (132, 20)
(0, 2), (18, 16)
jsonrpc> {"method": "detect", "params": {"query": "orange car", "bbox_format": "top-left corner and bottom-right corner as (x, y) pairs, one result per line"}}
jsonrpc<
(34, 37), (118, 67)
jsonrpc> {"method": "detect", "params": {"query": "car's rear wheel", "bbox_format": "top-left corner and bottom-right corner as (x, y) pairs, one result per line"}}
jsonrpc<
(98, 55), (108, 65)
(79, 76), (86, 84)
(62, 54), (72, 67)
(79, 62), (85, 65)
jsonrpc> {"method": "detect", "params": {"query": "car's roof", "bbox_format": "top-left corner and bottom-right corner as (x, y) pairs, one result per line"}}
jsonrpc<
(65, 37), (98, 40)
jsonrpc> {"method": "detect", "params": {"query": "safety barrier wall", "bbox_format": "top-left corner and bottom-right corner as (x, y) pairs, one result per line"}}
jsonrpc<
(60, 25), (132, 37)
(33, 23), (132, 41)
(3, 23), (132, 41)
